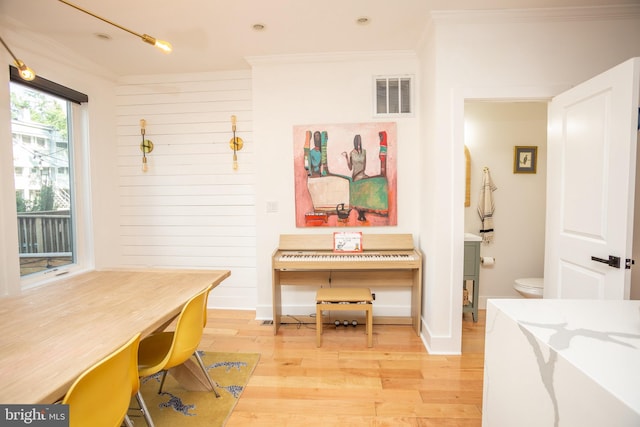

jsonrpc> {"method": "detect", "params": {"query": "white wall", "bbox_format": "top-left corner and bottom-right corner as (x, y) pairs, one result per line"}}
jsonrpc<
(0, 61), (21, 294)
(417, 21), (456, 353)
(419, 5), (640, 353)
(250, 52), (421, 321)
(634, 129), (640, 300)
(464, 102), (547, 305)
(113, 71), (256, 309)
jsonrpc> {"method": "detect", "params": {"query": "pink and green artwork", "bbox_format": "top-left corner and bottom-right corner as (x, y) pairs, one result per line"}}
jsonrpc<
(293, 122), (397, 227)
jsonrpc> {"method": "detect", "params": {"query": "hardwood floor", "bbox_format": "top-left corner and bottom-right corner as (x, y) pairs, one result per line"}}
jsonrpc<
(201, 309), (486, 427)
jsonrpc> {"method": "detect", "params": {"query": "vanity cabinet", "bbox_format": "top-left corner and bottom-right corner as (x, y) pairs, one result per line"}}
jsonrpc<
(463, 239), (480, 322)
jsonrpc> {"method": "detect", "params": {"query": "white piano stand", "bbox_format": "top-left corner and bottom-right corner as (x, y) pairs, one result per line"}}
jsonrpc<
(316, 287), (373, 347)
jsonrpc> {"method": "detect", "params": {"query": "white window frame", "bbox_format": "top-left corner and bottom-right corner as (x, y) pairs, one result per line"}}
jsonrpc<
(19, 100), (91, 290)
(1, 68), (92, 293)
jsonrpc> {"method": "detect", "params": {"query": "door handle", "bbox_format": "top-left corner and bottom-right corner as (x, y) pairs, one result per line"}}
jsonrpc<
(591, 255), (621, 269)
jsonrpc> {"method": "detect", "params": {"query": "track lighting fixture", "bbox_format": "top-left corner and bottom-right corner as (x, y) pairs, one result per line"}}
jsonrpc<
(58, 0), (172, 54)
(0, 36), (35, 81)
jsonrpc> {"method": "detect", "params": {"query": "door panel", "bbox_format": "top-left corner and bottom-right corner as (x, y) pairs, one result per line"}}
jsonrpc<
(558, 260), (605, 299)
(562, 93), (607, 238)
(545, 57), (640, 300)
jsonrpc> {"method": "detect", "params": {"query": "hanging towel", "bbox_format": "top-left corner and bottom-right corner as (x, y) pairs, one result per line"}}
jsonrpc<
(478, 167), (497, 243)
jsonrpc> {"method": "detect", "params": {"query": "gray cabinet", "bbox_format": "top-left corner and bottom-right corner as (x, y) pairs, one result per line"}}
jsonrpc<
(463, 240), (480, 322)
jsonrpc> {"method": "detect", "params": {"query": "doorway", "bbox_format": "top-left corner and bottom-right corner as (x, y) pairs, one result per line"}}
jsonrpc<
(463, 101), (547, 310)
(462, 100), (640, 308)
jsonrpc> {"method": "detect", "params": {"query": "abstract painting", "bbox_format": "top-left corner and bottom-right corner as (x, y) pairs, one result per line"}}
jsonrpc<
(293, 122), (397, 227)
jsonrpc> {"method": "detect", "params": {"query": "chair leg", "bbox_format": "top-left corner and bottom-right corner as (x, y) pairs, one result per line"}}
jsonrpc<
(194, 351), (221, 398)
(316, 303), (323, 347)
(123, 415), (134, 427)
(366, 304), (373, 348)
(157, 370), (168, 394)
(135, 391), (156, 427)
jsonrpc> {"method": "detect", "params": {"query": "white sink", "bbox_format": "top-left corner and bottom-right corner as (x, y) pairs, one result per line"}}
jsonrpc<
(464, 233), (482, 242)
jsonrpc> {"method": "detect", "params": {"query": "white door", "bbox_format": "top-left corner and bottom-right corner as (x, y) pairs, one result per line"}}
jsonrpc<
(545, 57), (640, 299)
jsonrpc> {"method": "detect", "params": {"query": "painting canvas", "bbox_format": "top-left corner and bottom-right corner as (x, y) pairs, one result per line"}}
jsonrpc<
(293, 122), (397, 227)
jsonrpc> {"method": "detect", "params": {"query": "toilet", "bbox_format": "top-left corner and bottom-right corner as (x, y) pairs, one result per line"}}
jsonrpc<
(514, 277), (544, 298)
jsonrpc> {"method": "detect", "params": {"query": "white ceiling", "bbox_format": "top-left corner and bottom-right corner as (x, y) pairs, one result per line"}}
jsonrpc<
(0, 0), (635, 77)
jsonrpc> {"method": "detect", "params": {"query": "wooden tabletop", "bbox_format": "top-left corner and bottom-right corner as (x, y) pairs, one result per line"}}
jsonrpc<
(0, 268), (230, 404)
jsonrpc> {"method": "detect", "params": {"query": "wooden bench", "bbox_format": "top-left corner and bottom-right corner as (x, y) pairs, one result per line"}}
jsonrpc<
(315, 287), (373, 347)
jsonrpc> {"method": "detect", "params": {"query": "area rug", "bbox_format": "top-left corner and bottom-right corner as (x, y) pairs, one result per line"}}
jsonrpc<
(129, 351), (260, 427)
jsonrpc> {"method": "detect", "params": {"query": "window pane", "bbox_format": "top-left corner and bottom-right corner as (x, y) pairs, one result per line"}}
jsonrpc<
(376, 79), (387, 114)
(400, 78), (411, 114)
(388, 78), (399, 114)
(11, 83), (75, 276)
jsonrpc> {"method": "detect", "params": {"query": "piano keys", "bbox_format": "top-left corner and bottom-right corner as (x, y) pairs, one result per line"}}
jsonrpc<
(277, 252), (417, 263)
(272, 233), (423, 336)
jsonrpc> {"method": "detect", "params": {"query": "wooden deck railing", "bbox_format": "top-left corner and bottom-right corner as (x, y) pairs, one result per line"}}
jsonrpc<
(17, 210), (72, 255)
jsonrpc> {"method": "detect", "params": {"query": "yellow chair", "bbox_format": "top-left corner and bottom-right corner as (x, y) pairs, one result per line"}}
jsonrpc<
(137, 284), (220, 399)
(62, 333), (141, 427)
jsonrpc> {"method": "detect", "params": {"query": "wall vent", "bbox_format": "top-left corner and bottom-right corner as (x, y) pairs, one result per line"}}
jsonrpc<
(374, 75), (413, 116)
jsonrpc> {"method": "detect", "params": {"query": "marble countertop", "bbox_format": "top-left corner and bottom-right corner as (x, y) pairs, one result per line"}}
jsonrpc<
(489, 299), (640, 415)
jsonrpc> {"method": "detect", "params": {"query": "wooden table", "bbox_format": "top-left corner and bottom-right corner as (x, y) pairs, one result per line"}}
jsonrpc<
(0, 268), (230, 404)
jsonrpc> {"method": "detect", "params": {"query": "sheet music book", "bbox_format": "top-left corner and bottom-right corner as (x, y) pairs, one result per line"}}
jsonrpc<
(333, 232), (363, 253)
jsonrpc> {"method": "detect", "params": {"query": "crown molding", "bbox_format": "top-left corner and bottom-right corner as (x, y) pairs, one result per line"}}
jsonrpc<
(430, 5), (640, 25)
(246, 50), (418, 67)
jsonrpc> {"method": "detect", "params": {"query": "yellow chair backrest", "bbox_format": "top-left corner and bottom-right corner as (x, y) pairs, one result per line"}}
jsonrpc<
(163, 285), (211, 370)
(62, 333), (141, 427)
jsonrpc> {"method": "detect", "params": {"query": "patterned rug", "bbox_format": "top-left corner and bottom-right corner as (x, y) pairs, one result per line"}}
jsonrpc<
(129, 351), (260, 426)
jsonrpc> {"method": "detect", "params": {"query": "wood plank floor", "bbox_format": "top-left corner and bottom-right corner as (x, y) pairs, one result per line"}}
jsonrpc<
(201, 309), (485, 427)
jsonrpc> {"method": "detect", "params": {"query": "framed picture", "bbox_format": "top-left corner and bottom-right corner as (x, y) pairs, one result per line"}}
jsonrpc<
(514, 146), (537, 174)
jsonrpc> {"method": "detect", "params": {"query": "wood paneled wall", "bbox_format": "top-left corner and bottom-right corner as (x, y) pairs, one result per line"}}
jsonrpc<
(114, 70), (255, 308)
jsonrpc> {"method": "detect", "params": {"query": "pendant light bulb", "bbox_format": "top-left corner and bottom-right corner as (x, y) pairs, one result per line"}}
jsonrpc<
(0, 36), (36, 81)
(155, 39), (172, 53)
(142, 34), (172, 54)
(16, 60), (36, 81)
